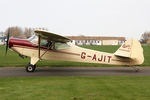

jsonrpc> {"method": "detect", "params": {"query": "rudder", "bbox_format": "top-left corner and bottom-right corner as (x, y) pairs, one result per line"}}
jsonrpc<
(114, 39), (144, 65)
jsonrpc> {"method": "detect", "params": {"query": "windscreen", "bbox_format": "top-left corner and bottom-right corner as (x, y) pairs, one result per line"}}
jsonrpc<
(28, 35), (38, 44)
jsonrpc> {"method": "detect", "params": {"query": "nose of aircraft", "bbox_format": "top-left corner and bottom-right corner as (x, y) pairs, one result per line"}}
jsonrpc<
(8, 38), (25, 48)
(8, 38), (33, 48)
(5, 35), (33, 55)
(8, 38), (13, 48)
(5, 38), (23, 54)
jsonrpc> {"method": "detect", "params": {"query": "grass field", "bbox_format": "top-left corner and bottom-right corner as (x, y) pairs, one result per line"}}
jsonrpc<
(0, 76), (150, 100)
(0, 45), (150, 67)
(0, 45), (150, 100)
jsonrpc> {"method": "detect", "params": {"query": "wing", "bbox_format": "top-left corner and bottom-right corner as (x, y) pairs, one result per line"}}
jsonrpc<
(34, 30), (71, 43)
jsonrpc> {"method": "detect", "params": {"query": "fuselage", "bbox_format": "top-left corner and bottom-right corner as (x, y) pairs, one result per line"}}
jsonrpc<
(8, 36), (138, 65)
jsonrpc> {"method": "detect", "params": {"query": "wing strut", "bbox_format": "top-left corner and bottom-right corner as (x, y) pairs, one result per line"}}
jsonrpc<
(37, 35), (52, 59)
(38, 35), (41, 59)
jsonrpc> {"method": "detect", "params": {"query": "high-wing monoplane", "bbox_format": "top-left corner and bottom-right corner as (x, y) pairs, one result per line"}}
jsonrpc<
(6, 30), (144, 72)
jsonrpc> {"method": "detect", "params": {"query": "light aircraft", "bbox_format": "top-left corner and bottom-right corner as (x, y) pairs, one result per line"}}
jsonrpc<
(5, 30), (144, 72)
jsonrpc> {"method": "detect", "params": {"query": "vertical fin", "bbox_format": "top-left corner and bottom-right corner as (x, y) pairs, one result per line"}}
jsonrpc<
(114, 39), (132, 58)
(114, 39), (144, 65)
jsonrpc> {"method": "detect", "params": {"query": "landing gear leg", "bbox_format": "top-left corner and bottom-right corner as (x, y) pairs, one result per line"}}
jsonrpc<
(26, 63), (36, 72)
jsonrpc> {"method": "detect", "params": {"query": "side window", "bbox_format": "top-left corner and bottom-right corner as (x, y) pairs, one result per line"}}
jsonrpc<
(54, 42), (70, 50)
(41, 40), (47, 46)
(41, 39), (53, 48)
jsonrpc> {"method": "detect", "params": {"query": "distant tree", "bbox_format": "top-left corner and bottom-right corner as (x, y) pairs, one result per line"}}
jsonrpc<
(140, 31), (150, 43)
(5, 26), (23, 37)
(5, 26), (48, 38)
(0, 31), (5, 37)
(24, 28), (33, 37)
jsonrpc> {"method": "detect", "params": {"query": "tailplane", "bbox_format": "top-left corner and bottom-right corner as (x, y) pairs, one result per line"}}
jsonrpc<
(114, 39), (144, 65)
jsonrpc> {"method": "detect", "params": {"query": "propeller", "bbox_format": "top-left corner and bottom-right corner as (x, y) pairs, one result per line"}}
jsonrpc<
(5, 30), (10, 55)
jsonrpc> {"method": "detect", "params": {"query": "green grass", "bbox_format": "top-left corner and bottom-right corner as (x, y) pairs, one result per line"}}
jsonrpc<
(1, 45), (150, 100)
(0, 76), (150, 100)
(141, 45), (150, 66)
(0, 45), (150, 67)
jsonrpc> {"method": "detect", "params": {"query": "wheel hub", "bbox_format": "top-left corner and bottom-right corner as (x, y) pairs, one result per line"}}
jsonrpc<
(28, 66), (33, 71)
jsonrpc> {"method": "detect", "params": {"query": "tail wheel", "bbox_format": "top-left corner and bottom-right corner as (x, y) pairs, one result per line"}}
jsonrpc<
(26, 63), (36, 72)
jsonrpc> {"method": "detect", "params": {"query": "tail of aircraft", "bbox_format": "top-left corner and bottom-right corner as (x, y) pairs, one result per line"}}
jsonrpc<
(114, 39), (144, 65)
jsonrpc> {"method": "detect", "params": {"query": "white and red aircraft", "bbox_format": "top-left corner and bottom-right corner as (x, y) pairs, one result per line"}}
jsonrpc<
(6, 30), (144, 72)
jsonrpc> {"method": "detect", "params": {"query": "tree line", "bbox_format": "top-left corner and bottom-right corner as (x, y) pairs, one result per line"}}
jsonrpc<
(0, 26), (48, 38)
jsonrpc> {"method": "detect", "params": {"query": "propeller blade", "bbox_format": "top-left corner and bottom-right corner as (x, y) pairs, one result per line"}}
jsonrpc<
(5, 30), (10, 55)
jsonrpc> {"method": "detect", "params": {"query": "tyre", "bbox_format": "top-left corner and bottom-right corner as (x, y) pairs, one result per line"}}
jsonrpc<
(26, 63), (36, 72)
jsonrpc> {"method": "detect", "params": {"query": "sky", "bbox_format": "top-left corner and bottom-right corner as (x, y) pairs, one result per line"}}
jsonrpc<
(0, 0), (150, 39)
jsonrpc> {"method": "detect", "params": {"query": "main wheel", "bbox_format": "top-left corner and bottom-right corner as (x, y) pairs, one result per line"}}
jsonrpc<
(26, 63), (36, 72)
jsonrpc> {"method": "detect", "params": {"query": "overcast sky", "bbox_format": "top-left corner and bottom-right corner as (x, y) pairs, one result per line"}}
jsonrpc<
(0, 0), (150, 39)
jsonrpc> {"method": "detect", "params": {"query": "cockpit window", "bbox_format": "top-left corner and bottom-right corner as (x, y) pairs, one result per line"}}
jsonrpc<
(28, 35), (70, 50)
(28, 35), (38, 45)
(41, 40), (53, 47)
(55, 42), (70, 50)
(41, 40), (47, 46)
